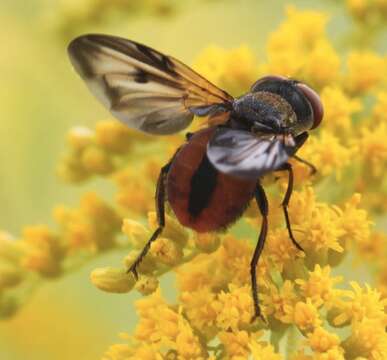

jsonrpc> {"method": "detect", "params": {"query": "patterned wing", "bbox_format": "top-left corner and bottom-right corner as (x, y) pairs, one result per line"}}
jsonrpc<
(68, 34), (233, 135)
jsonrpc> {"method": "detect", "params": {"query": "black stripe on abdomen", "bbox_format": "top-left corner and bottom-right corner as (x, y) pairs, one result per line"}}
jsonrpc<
(188, 154), (218, 218)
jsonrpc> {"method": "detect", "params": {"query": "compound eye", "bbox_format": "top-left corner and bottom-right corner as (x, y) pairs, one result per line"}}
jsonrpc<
(250, 75), (287, 92)
(296, 83), (324, 129)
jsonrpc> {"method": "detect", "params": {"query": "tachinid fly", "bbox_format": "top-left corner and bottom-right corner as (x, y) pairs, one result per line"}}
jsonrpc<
(68, 34), (323, 320)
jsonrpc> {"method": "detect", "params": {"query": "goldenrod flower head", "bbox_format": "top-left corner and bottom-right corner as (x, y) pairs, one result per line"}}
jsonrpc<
(262, 280), (299, 324)
(218, 330), (251, 359)
(20, 225), (64, 277)
(54, 193), (119, 251)
(95, 120), (133, 153)
(90, 267), (135, 293)
(81, 145), (114, 174)
(133, 289), (206, 358)
(345, 51), (386, 94)
(320, 86), (362, 133)
(358, 122), (387, 178)
(302, 39), (340, 89)
(193, 45), (258, 95)
(342, 318), (387, 360)
(293, 298), (322, 333)
(296, 265), (343, 309)
(213, 284), (254, 331)
(180, 287), (217, 338)
(298, 131), (354, 180)
(307, 326), (341, 353)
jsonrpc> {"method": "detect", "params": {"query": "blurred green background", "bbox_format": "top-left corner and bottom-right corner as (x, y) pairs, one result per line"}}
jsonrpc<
(0, 0), (384, 359)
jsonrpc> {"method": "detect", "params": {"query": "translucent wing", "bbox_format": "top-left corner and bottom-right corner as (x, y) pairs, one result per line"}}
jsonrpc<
(207, 128), (297, 179)
(68, 34), (233, 135)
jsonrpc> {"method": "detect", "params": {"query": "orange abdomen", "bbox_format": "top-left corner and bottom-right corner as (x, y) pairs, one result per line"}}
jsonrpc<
(167, 127), (257, 233)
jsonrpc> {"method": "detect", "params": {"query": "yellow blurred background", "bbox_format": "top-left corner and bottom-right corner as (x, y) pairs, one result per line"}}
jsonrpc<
(0, 0), (385, 359)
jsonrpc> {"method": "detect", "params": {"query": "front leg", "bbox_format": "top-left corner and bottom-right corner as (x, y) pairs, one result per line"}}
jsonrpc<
(276, 162), (304, 252)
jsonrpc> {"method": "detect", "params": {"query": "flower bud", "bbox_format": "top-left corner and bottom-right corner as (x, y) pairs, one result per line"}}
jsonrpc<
(67, 126), (94, 151)
(135, 275), (159, 296)
(150, 237), (183, 266)
(123, 251), (157, 275)
(148, 212), (189, 247)
(193, 233), (220, 253)
(90, 267), (135, 293)
(81, 146), (114, 174)
(122, 219), (150, 249)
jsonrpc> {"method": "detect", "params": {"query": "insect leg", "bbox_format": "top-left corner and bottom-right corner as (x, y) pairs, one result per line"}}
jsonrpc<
(292, 155), (317, 175)
(128, 162), (170, 279)
(250, 183), (268, 322)
(278, 162), (304, 252)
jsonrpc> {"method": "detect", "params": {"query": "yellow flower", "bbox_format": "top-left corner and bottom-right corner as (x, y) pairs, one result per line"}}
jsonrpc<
(81, 145), (114, 174)
(95, 120), (134, 154)
(193, 45), (258, 95)
(342, 318), (387, 360)
(293, 298), (322, 333)
(339, 194), (373, 252)
(307, 326), (341, 353)
(344, 51), (386, 94)
(114, 167), (153, 215)
(332, 282), (387, 327)
(302, 40), (340, 89)
(262, 280), (299, 324)
(20, 225), (64, 277)
(218, 330), (251, 359)
(54, 193), (120, 252)
(358, 122), (387, 178)
(180, 287), (217, 338)
(295, 265), (344, 309)
(133, 290), (206, 358)
(213, 284), (255, 331)
(320, 86), (362, 133)
(297, 131), (354, 180)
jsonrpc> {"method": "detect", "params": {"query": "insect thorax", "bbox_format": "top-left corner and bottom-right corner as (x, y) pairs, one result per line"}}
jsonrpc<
(231, 92), (303, 135)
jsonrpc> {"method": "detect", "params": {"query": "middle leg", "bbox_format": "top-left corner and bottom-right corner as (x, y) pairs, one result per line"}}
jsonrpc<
(250, 182), (268, 321)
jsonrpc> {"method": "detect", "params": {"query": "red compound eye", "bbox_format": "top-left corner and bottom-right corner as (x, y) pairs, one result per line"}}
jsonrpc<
(296, 83), (324, 129)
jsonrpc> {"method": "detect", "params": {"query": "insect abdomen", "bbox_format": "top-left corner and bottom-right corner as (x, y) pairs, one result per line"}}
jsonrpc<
(167, 127), (257, 233)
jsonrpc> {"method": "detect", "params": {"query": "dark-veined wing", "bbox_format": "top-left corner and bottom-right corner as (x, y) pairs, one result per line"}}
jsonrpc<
(207, 128), (297, 179)
(68, 34), (233, 135)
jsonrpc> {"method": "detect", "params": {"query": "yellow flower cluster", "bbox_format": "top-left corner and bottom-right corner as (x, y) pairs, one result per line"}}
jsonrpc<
(96, 6), (387, 359)
(0, 192), (121, 318)
(1, 4), (386, 359)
